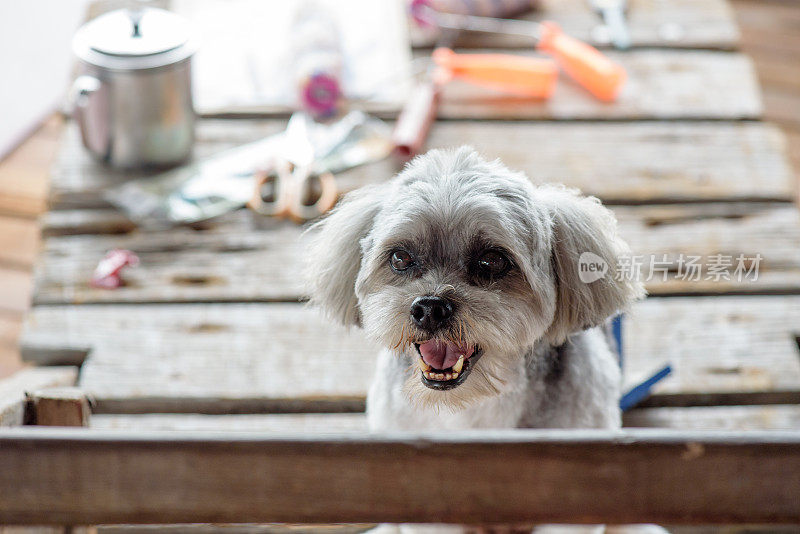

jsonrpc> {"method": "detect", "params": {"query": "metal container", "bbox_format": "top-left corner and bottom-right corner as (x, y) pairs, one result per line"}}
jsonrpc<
(71, 7), (197, 168)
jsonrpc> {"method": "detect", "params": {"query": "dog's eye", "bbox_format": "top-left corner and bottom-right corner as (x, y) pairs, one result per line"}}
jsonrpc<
(476, 250), (510, 279)
(390, 250), (415, 272)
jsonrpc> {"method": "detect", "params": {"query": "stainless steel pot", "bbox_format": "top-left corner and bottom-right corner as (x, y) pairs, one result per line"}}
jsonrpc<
(71, 7), (197, 168)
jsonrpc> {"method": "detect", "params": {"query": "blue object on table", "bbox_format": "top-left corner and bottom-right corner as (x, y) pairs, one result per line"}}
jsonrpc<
(611, 313), (623, 368)
(611, 314), (672, 412)
(619, 364), (673, 411)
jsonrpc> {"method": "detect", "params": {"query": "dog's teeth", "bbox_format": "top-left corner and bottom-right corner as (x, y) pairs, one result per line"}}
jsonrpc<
(418, 358), (431, 372)
(451, 371), (459, 379)
(453, 355), (465, 374)
(423, 371), (431, 379)
(444, 373), (452, 380)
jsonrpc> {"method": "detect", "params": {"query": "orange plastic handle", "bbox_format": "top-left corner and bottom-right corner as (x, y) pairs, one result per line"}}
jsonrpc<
(432, 48), (557, 99)
(537, 22), (626, 102)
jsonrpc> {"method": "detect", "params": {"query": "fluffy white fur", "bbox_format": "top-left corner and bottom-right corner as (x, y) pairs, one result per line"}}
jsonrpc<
(306, 147), (652, 533)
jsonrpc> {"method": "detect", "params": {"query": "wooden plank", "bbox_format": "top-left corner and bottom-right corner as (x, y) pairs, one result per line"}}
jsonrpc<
(624, 296), (800, 396)
(29, 202), (800, 306)
(409, 0), (740, 50)
(94, 526), (800, 534)
(29, 387), (91, 427)
(19, 297), (800, 407)
(0, 215), (40, 269)
(22, 304), (379, 404)
(48, 121), (793, 213)
(97, 526), (370, 534)
(434, 50), (762, 121)
(616, 202), (800, 296)
(0, 367), (78, 426)
(92, 406), (800, 433)
(197, 50), (760, 119)
(0, 313), (24, 379)
(91, 413), (368, 433)
(0, 266), (33, 314)
(1, 428), (800, 525)
(623, 405), (800, 430)
(0, 116), (62, 218)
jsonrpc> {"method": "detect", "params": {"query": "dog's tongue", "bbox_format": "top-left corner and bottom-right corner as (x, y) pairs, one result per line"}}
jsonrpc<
(418, 340), (474, 370)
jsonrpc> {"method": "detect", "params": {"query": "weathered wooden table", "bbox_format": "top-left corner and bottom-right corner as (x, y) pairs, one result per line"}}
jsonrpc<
(2, 0), (800, 530)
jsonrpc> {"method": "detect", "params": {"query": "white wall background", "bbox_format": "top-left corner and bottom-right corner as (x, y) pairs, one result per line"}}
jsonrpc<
(0, 0), (89, 160)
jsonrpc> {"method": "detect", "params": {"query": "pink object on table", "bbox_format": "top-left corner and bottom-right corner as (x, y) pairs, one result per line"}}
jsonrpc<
(300, 72), (342, 118)
(90, 249), (139, 289)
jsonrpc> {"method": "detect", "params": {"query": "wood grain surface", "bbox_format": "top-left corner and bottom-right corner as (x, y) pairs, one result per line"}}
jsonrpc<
(49, 120), (793, 214)
(29, 203), (800, 306)
(435, 50), (761, 120)
(90, 405), (800, 433)
(1, 428), (800, 525)
(198, 50), (762, 119)
(18, 297), (800, 408)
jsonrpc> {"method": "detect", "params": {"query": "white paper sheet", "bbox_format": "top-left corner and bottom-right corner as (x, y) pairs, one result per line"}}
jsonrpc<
(173, 0), (413, 114)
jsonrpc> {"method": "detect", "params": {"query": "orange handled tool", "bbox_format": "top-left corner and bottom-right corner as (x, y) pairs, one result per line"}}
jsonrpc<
(537, 21), (625, 102)
(432, 47), (557, 99)
(415, 3), (626, 102)
(392, 49), (556, 159)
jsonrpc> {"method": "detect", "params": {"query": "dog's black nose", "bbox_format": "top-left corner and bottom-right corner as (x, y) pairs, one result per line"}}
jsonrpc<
(410, 296), (453, 332)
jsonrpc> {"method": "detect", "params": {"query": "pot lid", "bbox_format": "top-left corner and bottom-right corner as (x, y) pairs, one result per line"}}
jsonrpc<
(73, 8), (196, 70)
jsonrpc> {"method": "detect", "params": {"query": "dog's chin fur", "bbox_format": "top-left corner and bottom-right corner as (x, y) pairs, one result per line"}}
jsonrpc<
(358, 280), (553, 411)
(306, 146), (644, 418)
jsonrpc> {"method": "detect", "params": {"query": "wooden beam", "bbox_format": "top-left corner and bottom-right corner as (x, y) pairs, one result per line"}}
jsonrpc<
(93, 525), (800, 534)
(1, 428), (799, 525)
(0, 368), (79, 426)
(28, 387), (91, 427)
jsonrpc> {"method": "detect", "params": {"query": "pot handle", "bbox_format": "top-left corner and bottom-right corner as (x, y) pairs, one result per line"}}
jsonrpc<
(68, 75), (103, 150)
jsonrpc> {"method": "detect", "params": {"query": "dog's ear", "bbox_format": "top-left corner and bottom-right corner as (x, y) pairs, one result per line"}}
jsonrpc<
(538, 186), (645, 344)
(306, 184), (385, 327)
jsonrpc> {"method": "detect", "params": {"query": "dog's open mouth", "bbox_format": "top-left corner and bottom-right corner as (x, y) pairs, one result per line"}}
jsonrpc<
(414, 340), (483, 391)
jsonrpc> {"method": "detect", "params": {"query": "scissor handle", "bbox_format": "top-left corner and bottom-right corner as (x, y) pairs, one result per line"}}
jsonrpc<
(290, 171), (338, 223)
(248, 162), (292, 218)
(248, 163), (338, 223)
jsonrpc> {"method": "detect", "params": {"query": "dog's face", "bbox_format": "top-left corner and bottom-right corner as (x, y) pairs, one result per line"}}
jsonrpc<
(307, 147), (642, 410)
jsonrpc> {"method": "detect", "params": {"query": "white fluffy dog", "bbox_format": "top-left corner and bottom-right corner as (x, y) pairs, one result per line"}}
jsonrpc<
(307, 147), (647, 532)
